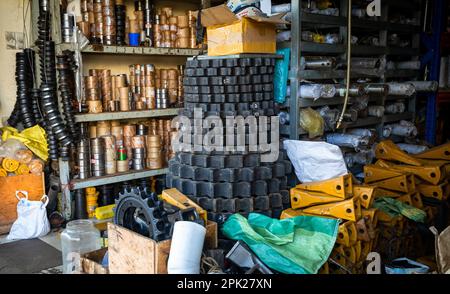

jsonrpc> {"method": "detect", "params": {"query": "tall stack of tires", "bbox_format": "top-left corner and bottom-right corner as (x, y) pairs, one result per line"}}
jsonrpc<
(166, 55), (292, 224)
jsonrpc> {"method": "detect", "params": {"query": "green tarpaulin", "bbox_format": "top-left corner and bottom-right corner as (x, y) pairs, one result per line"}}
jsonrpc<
(222, 213), (339, 274)
(373, 197), (426, 223)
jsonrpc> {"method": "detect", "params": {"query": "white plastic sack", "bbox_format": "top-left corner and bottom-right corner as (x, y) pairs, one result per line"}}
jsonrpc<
(283, 140), (348, 183)
(7, 191), (50, 240)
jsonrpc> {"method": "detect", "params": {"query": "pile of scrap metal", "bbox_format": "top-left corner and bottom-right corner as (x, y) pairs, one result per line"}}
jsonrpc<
(281, 174), (375, 273)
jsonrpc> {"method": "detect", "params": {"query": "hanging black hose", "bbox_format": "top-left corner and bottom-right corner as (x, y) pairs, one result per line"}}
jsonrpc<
(13, 50), (36, 128)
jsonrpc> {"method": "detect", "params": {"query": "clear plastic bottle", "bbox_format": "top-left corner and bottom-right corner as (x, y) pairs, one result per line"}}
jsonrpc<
(61, 220), (101, 274)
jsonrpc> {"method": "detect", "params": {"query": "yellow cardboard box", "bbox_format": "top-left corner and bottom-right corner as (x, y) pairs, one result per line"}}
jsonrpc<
(198, 5), (287, 56)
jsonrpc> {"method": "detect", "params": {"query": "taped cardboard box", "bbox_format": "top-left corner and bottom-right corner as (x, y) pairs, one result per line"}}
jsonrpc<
(198, 5), (287, 56)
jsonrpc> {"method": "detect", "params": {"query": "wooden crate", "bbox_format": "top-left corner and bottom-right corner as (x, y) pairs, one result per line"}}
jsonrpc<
(80, 248), (109, 274)
(0, 173), (45, 234)
(108, 220), (218, 274)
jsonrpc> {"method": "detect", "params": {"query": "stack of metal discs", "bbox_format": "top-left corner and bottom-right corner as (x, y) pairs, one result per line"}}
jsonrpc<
(115, 0), (126, 45)
(132, 148), (146, 170)
(156, 88), (168, 109)
(77, 139), (91, 179)
(61, 13), (75, 43)
(102, 0), (116, 45)
(90, 137), (105, 177)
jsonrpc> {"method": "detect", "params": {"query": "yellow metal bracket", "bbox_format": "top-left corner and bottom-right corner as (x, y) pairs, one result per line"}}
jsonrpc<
(414, 142), (450, 160)
(353, 185), (375, 209)
(290, 188), (342, 209)
(161, 188), (207, 223)
(364, 165), (404, 183)
(375, 140), (423, 166)
(303, 198), (356, 221)
(295, 174), (353, 199)
(417, 182), (447, 200)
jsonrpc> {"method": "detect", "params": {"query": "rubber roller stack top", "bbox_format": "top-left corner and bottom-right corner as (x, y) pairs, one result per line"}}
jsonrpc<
(167, 55), (291, 224)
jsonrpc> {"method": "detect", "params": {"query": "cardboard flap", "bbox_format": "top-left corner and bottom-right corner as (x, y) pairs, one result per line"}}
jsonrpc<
(198, 4), (289, 27)
(198, 4), (238, 27)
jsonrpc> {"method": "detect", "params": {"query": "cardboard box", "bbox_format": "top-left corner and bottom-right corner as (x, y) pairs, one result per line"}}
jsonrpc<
(198, 5), (287, 56)
(108, 220), (218, 274)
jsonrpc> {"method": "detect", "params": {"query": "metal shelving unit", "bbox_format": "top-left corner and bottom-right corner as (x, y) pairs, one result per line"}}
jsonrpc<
(284, 0), (422, 141)
(35, 0), (210, 219)
(71, 168), (169, 190)
(74, 108), (181, 123)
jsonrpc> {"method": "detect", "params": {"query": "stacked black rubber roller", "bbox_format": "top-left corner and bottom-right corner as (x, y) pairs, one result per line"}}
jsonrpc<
(115, 2), (126, 45)
(37, 0), (74, 161)
(8, 49), (37, 128)
(57, 51), (80, 144)
(167, 56), (291, 224)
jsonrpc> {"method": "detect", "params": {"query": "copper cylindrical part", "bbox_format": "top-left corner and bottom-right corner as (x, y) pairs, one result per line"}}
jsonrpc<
(87, 100), (103, 113)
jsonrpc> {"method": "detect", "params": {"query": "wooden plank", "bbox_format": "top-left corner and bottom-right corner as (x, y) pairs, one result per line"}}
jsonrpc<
(80, 248), (109, 274)
(0, 174), (45, 233)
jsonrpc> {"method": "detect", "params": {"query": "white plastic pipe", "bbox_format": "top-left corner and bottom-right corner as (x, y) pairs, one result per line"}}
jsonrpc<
(168, 221), (206, 274)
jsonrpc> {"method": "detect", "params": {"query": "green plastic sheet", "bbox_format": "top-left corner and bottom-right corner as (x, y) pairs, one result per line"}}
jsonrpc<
(222, 213), (339, 274)
(373, 197), (427, 223)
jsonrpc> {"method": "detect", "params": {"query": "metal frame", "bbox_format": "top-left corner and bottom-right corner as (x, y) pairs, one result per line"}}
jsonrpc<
(285, 0), (423, 140)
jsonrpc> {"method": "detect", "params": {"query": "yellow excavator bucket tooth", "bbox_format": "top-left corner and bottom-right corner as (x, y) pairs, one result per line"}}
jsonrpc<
(388, 164), (443, 185)
(356, 218), (371, 242)
(410, 192), (423, 209)
(397, 193), (413, 207)
(319, 261), (329, 274)
(337, 222), (350, 247)
(354, 241), (362, 262)
(295, 174), (353, 199)
(375, 140), (423, 166)
(345, 221), (358, 246)
(371, 174), (412, 193)
(414, 142), (450, 160)
(364, 165), (404, 183)
(362, 208), (378, 228)
(417, 182), (447, 200)
(342, 245), (357, 264)
(353, 185), (376, 209)
(303, 198), (356, 221)
(290, 188), (343, 209)
(373, 187), (403, 198)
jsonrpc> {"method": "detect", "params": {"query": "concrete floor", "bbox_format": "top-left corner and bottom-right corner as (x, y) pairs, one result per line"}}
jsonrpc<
(0, 231), (63, 273)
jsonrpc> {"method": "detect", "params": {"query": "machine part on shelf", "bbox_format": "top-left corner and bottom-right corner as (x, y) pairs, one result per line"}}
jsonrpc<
(161, 188), (207, 223)
(295, 174), (353, 199)
(336, 0), (352, 129)
(397, 143), (429, 155)
(98, 184), (115, 207)
(345, 151), (373, 168)
(326, 133), (369, 150)
(318, 106), (340, 131)
(74, 189), (88, 219)
(385, 102), (406, 114)
(364, 84), (388, 96)
(290, 188), (342, 209)
(300, 56), (336, 70)
(302, 198), (356, 222)
(347, 128), (376, 139)
(414, 142), (450, 160)
(384, 121), (418, 138)
(367, 105), (385, 117)
(90, 137), (106, 177)
(279, 111), (290, 125)
(364, 164), (405, 183)
(95, 204), (116, 220)
(375, 140), (422, 166)
(351, 57), (380, 69)
(297, 84), (336, 99)
(225, 241), (273, 274)
(276, 30), (291, 42)
(271, 3), (291, 14)
(387, 83), (416, 96)
(335, 84), (366, 97)
(386, 60), (421, 70)
(382, 125), (392, 138)
(407, 81), (438, 92)
(352, 185), (375, 209)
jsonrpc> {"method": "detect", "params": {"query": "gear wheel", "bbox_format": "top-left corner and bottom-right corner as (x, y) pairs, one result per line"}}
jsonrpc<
(113, 187), (172, 241)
